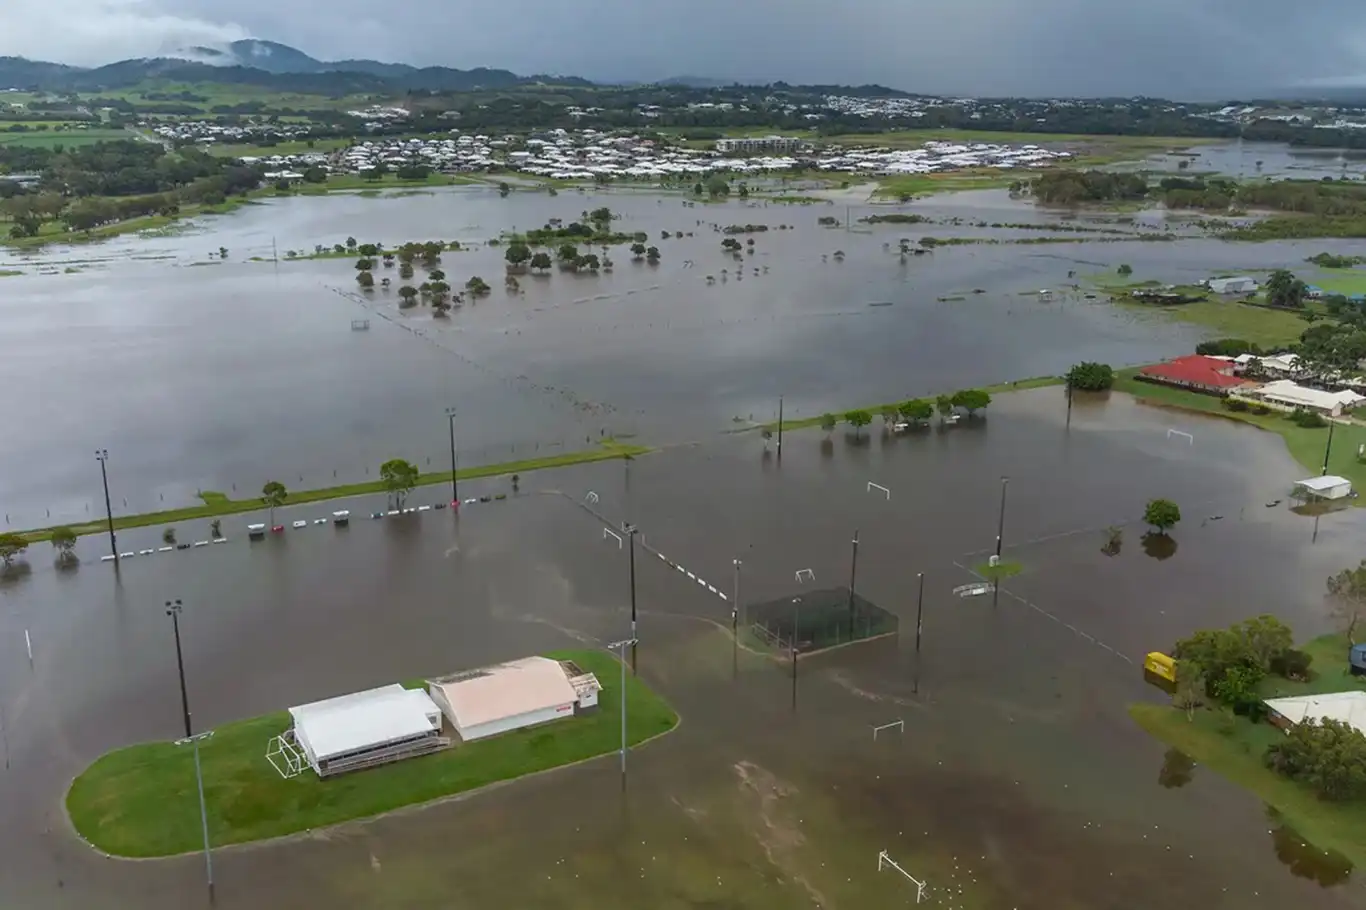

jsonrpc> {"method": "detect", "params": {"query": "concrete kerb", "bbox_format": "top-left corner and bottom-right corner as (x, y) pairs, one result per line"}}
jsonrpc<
(62, 699), (682, 863)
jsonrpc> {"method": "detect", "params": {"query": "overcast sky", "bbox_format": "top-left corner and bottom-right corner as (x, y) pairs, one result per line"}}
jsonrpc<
(3, 0), (1366, 98)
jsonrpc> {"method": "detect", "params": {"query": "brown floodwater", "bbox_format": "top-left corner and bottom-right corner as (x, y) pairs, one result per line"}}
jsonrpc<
(1, 388), (1363, 908)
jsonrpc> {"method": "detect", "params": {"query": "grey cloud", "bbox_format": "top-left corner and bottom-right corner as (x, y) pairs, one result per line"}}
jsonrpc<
(4, 0), (1366, 98)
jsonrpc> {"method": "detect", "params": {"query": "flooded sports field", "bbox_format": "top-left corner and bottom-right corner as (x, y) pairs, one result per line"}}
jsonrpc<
(0, 385), (1363, 909)
(3, 176), (1363, 529)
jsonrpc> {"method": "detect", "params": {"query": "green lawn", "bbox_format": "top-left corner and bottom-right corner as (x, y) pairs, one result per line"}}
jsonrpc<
(1114, 298), (1312, 350)
(205, 137), (353, 158)
(873, 170), (1021, 199)
(1313, 269), (1366, 296)
(66, 649), (677, 857)
(20, 441), (648, 543)
(1113, 369), (1366, 495)
(1129, 635), (1366, 869)
(0, 128), (130, 147)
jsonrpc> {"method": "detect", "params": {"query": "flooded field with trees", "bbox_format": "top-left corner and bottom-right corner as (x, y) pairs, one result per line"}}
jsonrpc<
(0, 389), (1363, 909)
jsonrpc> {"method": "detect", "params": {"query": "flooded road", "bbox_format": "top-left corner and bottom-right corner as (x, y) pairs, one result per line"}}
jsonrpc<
(0, 388), (1362, 908)
(2, 178), (1361, 529)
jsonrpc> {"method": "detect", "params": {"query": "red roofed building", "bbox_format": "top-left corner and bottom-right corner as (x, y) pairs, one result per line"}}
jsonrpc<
(1138, 355), (1251, 395)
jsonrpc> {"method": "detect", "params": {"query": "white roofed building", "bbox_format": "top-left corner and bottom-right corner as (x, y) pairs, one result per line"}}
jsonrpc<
(427, 656), (601, 742)
(277, 684), (448, 778)
(1266, 691), (1366, 735)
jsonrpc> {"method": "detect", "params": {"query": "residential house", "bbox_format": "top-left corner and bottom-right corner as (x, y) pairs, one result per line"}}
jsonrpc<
(1137, 355), (1251, 395)
(1244, 379), (1365, 417)
(1206, 276), (1258, 295)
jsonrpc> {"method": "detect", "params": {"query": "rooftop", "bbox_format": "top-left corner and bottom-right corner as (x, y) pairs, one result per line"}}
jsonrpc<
(429, 656), (597, 728)
(1140, 355), (1249, 389)
(290, 684), (438, 761)
(1266, 691), (1366, 736)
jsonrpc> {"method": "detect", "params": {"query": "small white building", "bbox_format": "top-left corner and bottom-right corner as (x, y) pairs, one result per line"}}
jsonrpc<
(427, 656), (601, 742)
(280, 684), (447, 778)
(1207, 276), (1258, 295)
(1254, 379), (1365, 416)
(1266, 691), (1366, 734)
(1294, 475), (1354, 501)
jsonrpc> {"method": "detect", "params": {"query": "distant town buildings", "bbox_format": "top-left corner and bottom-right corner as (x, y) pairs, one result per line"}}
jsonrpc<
(715, 135), (805, 154)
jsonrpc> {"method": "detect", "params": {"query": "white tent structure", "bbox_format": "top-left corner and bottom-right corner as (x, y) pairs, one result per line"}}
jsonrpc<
(1266, 691), (1366, 736)
(427, 657), (601, 742)
(269, 684), (448, 779)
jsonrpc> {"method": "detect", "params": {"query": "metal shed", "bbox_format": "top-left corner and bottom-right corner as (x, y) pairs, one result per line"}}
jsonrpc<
(282, 684), (447, 778)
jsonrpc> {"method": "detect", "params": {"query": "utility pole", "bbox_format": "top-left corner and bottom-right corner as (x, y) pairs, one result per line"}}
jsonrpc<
(445, 407), (459, 507)
(166, 600), (192, 739)
(625, 523), (638, 672)
(607, 638), (636, 791)
(913, 572), (925, 695)
(791, 599), (800, 712)
(776, 397), (784, 462)
(847, 529), (860, 641)
(1065, 380), (1073, 430)
(95, 449), (117, 564)
(1322, 417), (1337, 476)
(992, 478), (1009, 610)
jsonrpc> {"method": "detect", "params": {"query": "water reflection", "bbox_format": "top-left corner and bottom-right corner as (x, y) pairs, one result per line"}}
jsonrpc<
(1157, 748), (1195, 789)
(1141, 532), (1179, 561)
(1269, 815), (1353, 887)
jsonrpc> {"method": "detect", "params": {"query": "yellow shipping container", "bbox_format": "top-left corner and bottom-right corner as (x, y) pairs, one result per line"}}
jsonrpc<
(1144, 651), (1176, 683)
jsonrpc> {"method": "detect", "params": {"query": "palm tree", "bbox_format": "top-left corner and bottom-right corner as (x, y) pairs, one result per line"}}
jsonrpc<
(262, 481), (287, 526)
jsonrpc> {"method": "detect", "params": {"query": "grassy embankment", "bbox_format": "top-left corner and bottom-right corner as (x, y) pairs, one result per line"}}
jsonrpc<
(755, 375), (1063, 433)
(1130, 634), (1366, 869)
(66, 649), (677, 857)
(18, 441), (648, 544)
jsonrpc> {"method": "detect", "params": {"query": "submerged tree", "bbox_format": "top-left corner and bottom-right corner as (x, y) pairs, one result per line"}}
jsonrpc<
(1327, 560), (1366, 643)
(262, 481), (288, 526)
(1144, 498), (1181, 534)
(380, 459), (420, 509)
(844, 409), (872, 438)
(0, 532), (29, 567)
(50, 526), (78, 567)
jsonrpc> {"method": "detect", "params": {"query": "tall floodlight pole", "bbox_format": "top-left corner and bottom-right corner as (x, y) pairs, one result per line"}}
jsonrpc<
(166, 600), (192, 739)
(625, 523), (639, 672)
(791, 599), (800, 712)
(176, 730), (216, 903)
(1065, 380), (1073, 430)
(992, 477), (1009, 610)
(607, 638), (636, 791)
(1322, 418), (1337, 476)
(846, 529), (861, 641)
(732, 558), (742, 679)
(95, 449), (118, 563)
(445, 407), (459, 506)
(776, 397), (784, 462)
(913, 572), (925, 695)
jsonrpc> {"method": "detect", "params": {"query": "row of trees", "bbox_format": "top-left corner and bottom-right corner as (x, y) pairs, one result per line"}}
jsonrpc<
(812, 390), (994, 439)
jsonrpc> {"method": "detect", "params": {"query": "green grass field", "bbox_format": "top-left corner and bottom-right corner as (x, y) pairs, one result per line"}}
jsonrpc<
(1312, 269), (1366, 296)
(19, 441), (648, 543)
(205, 137), (353, 158)
(66, 649), (678, 857)
(1129, 635), (1366, 869)
(1115, 298), (1312, 350)
(873, 170), (1022, 199)
(0, 128), (131, 147)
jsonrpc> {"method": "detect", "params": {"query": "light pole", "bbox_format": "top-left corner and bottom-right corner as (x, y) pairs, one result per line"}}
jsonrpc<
(166, 599), (192, 740)
(1322, 417), (1337, 476)
(607, 637), (637, 791)
(992, 478), (1009, 610)
(791, 598), (801, 712)
(732, 558), (742, 679)
(846, 529), (860, 641)
(776, 396), (784, 462)
(445, 407), (459, 506)
(176, 730), (215, 903)
(624, 523), (638, 672)
(913, 572), (925, 695)
(95, 449), (117, 563)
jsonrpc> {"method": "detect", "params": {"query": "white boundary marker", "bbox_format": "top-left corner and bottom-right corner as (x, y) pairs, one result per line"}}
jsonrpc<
(24, 630), (32, 662)
(795, 568), (815, 583)
(603, 528), (623, 549)
(872, 719), (904, 740)
(877, 851), (926, 903)
(953, 582), (994, 598)
(867, 481), (891, 500)
(1167, 428), (1194, 445)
